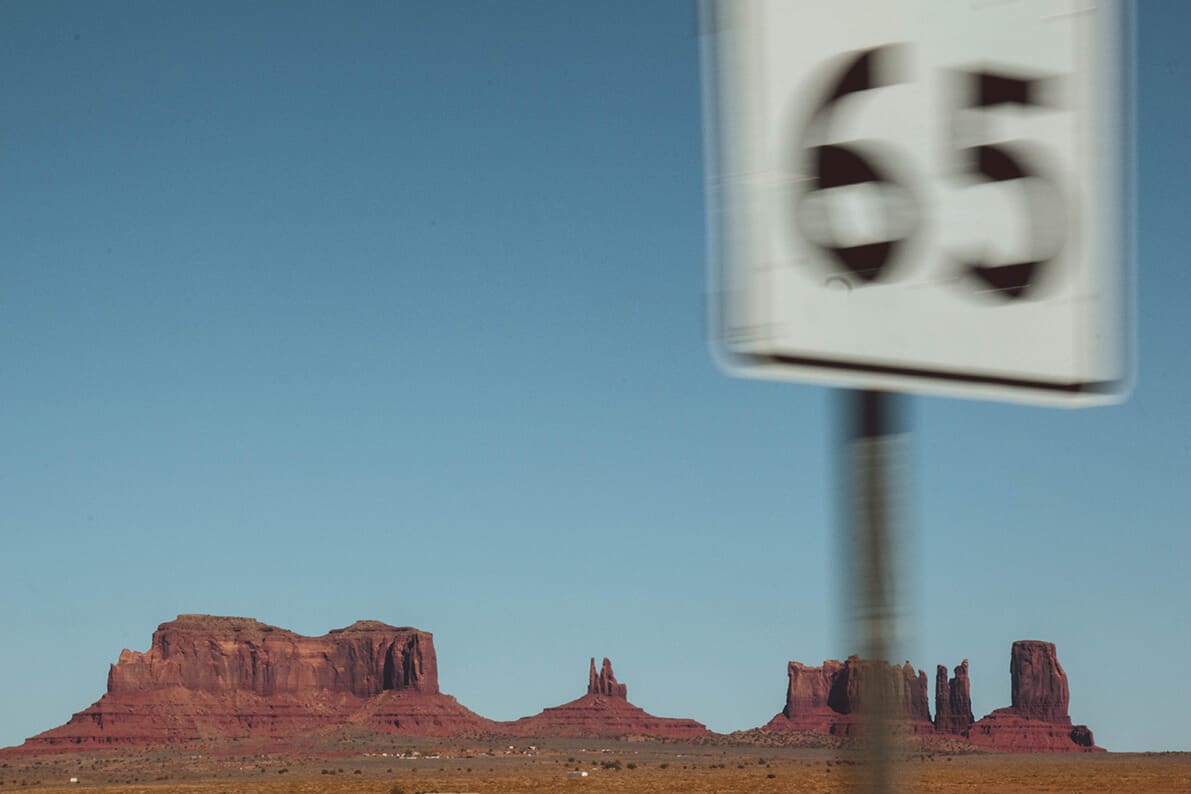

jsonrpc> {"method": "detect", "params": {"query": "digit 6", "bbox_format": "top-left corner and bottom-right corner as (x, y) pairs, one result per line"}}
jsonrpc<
(795, 46), (921, 285)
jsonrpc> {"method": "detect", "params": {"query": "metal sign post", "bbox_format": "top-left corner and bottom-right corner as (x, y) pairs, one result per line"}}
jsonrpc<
(845, 389), (905, 794)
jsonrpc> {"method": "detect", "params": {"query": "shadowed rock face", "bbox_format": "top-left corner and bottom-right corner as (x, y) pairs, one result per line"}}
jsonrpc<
(508, 658), (706, 739)
(18, 615), (494, 749)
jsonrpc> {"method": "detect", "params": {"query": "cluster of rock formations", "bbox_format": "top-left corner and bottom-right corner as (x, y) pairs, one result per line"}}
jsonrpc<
(763, 641), (1101, 752)
(8, 615), (1101, 753)
(14, 616), (704, 751)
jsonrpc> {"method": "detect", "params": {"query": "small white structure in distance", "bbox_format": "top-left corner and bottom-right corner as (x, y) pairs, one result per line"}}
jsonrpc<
(567, 770), (589, 778)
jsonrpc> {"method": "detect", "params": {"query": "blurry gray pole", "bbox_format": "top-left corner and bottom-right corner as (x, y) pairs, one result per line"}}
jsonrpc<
(845, 388), (904, 794)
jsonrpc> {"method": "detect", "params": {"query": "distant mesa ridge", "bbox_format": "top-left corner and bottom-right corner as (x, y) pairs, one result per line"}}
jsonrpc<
(12, 616), (705, 750)
(763, 640), (1102, 752)
(9, 616), (1099, 753)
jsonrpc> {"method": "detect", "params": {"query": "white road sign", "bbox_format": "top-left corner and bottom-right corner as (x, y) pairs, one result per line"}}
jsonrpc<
(700, 0), (1132, 405)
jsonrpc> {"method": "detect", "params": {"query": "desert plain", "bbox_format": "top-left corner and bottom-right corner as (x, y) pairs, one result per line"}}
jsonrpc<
(1, 736), (1188, 794)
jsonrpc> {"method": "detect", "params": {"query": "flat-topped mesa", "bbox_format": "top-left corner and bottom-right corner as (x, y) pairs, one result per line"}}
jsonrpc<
(766, 656), (932, 736)
(587, 657), (627, 699)
(18, 615), (495, 750)
(934, 660), (974, 734)
(107, 615), (439, 697)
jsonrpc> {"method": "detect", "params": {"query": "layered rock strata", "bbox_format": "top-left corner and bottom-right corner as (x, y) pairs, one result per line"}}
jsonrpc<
(506, 657), (707, 739)
(19, 615), (495, 749)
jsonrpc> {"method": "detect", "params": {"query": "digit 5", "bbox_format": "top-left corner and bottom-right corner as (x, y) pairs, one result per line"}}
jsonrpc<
(795, 45), (921, 286)
(949, 70), (1066, 301)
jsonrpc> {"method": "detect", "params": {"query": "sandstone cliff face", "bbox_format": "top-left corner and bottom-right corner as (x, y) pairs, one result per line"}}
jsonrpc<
(108, 615), (438, 697)
(764, 656), (933, 736)
(783, 660), (843, 722)
(508, 658), (706, 739)
(20, 616), (492, 749)
(1009, 640), (1070, 722)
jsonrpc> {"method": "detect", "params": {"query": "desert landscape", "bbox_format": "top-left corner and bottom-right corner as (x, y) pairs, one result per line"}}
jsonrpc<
(2, 615), (1188, 792)
(1, 737), (1189, 793)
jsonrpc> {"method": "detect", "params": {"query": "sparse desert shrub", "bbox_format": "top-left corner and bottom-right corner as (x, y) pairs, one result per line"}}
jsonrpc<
(389, 785), (407, 794)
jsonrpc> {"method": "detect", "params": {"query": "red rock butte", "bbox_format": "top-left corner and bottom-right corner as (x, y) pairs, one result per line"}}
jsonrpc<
(504, 657), (707, 739)
(763, 656), (935, 737)
(16, 615), (496, 749)
(965, 640), (1102, 752)
(763, 640), (1102, 752)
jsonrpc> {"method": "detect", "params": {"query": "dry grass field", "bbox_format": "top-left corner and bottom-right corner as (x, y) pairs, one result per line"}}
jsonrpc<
(2, 738), (1187, 793)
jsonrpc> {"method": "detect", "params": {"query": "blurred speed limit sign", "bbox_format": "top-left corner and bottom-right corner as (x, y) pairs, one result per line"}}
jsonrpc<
(700, 1), (1133, 405)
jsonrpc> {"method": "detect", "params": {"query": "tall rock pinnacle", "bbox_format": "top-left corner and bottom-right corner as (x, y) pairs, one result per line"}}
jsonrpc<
(934, 660), (974, 734)
(587, 657), (627, 699)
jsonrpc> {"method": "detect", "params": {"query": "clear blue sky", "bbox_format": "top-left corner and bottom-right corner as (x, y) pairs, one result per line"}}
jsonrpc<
(1, 1), (1187, 753)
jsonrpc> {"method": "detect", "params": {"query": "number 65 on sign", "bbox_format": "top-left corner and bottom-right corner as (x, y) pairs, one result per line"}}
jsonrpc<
(699, 0), (1133, 406)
